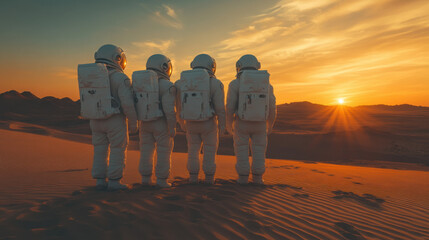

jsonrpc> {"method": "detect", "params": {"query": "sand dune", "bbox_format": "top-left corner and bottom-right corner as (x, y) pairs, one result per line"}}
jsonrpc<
(1, 130), (429, 239)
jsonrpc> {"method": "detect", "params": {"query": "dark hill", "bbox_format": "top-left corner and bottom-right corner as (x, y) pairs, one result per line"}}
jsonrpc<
(1, 90), (428, 164)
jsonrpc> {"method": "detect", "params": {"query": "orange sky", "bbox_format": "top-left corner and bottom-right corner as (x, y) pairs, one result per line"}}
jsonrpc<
(1, 0), (428, 106)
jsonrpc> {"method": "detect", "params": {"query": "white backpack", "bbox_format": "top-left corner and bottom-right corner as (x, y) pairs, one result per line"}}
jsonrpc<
(178, 69), (213, 121)
(77, 63), (120, 119)
(237, 70), (270, 121)
(132, 70), (164, 121)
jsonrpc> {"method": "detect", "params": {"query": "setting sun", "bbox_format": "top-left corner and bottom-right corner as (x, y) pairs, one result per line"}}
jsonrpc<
(338, 98), (345, 105)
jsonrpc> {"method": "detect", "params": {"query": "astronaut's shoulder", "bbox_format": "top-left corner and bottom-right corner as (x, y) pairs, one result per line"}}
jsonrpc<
(109, 70), (129, 81)
(228, 79), (239, 88)
(174, 79), (183, 87)
(159, 78), (173, 87)
(210, 77), (224, 90)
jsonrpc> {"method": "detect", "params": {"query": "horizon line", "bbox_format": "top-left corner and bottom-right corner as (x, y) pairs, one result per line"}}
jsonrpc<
(1, 89), (428, 108)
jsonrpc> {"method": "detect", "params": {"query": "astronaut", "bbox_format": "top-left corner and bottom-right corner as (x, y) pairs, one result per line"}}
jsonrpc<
(138, 54), (176, 188)
(89, 44), (138, 190)
(226, 54), (277, 185)
(175, 54), (226, 184)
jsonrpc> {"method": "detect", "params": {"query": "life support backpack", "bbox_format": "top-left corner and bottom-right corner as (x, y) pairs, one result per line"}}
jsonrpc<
(178, 69), (213, 121)
(237, 70), (270, 121)
(132, 70), (164, 121)
(77, 63), (120, 119)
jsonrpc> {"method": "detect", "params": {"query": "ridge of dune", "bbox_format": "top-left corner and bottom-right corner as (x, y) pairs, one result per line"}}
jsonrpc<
(1, 129), (429, 239)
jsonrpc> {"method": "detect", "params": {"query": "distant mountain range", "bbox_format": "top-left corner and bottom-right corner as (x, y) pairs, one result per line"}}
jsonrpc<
(1, 90), (428, 165)
(2, 90), (427, 118)
(0, 90), (85, 134)
(1, 90), (429, 133)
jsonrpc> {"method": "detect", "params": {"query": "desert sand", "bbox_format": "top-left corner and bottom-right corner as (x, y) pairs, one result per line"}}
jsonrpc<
(1, 129), (429, 239)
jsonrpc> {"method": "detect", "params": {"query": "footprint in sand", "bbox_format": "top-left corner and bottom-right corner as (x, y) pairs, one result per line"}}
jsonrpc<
(293, 193), (310, 198)
(311, 169), (325, 173)
(334, 222), (366, 240)
(332, 190), (385, 208)
(275, 184), (303, 190)
(352, 182), (363, 185)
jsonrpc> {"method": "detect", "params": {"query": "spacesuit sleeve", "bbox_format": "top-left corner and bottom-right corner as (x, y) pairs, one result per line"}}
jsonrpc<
(118, 77), (138, 125)
(162, 82), (177, 133)
(267, 84), (277, 130)
(174, 81), (186, 130)
(212, 79), (226, 131)
(226, 80), (238, 131)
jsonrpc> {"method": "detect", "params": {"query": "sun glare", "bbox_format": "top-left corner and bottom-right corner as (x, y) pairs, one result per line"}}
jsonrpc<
(338, 98), (345, 105)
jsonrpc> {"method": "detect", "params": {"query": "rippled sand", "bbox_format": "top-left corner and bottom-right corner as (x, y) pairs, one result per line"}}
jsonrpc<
(1, 129), (428, 239)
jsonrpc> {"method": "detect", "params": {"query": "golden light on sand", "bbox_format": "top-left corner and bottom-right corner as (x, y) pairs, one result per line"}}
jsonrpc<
(337, 98), (345, 105)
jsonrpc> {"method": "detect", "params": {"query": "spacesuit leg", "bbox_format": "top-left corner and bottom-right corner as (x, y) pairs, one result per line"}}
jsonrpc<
(234, 125), (251, 177)
(106, 114), (128, 180)
(154, 119), (173, 180)
(90, 119), (109, 179)
(186, 132), (202, 175)
(139, 126), (156, 178)
(201, 126), (218, 176)
(250, 128), (267, 176)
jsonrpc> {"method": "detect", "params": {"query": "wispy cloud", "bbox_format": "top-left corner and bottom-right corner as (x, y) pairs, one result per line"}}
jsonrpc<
(153, 4), (182, 29)
(132, 40), (175, 52)
(215, 0), (429, 105)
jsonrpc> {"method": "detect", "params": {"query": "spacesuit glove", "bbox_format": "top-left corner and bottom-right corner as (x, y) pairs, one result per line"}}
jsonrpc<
(169, 127), (176, 137)
(128, 120), (138, 134)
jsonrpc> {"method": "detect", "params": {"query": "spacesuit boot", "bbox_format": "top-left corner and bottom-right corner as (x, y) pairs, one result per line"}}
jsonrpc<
(252, 174), (264, 185)
(189, 174), (199, 184)
(108, 179), (129, 190)
(237, 175), (249, 185)
(156, 178), (172, 188)
(141, 175), (152, 185)
(96, 179), (107, 190)
(204, 174), (215, 185)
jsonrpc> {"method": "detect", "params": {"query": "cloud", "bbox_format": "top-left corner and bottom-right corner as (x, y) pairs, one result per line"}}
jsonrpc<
(132, 40), (174, 52)
(153, 4), (182, 29)
(163, 4), (177, 18)
(215, 0), (429, 105)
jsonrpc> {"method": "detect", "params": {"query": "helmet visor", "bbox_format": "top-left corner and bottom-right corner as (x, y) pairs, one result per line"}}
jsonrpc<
(120, 53), (127, 70)
(166, 61), (173, 77)
(212, 61), (216, 74)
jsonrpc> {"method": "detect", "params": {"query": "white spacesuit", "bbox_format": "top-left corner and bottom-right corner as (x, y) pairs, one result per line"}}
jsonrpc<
(138, 54), (176, 188)
(226, 54), (276, 185)
(175, 54), (226, 184)
(88, 44), (138, 190)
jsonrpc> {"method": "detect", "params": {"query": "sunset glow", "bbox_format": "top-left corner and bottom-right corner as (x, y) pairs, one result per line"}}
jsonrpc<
(338, 98), (345, 105)
(1, 0), (429, 106)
